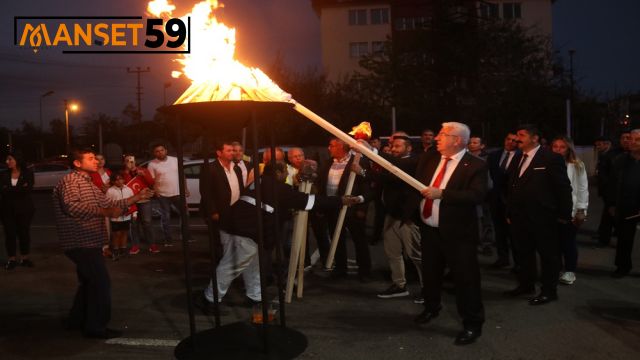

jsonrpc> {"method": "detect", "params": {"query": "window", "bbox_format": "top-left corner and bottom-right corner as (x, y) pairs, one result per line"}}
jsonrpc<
(479, 3), (499, 19)
(348, 9), (367, 25)
(371, 8), (389, 25)
(349, 42), (369, 58)
(503, 3), (522, 19)
(183, 164), (201, 179)
(372, 41), (385, 54)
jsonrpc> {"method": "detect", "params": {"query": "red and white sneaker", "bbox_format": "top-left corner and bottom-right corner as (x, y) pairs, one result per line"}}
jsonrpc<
(149, 244), (160, 254)
(129, 245), (140, 255)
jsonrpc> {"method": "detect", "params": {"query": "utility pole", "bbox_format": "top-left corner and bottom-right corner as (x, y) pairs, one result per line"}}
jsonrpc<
(567, 49), (576, 138)
(126, 66), (151, 123)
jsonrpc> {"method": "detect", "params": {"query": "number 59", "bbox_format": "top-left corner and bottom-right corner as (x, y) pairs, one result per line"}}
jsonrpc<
(144, 18), (186, 49)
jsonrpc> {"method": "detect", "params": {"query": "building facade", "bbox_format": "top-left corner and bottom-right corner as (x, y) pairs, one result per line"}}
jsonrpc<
(311, 0), (554, 82)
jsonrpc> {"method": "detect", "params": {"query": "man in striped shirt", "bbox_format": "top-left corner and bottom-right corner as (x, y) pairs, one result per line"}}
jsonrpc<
(53, 148), (153, 339)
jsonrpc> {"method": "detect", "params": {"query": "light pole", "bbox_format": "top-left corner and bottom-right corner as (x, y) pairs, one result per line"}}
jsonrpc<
(40, 90), (54, 131)
(163, 81), (171, 106)
(64, 100), (79, 154)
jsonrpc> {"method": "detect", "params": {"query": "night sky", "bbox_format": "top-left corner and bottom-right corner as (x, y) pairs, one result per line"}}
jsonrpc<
(1, 0), (638, 131)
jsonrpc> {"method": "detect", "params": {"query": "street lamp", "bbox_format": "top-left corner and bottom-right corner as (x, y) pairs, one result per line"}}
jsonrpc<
(64, 99), (79, 154)
(40, 90), (54, 131)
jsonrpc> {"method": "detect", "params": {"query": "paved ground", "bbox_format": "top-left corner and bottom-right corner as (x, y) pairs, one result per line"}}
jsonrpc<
(1, 189), (639, 359)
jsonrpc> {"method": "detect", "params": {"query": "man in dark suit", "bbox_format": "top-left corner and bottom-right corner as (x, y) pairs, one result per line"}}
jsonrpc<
(605, 129), (640, 278)
(200, 140), (247, 304)
(314, 137), (372, 281)
(487, 132), (519, 268)
(594, 136), (621, 247)
(411, 122), (488, 346)
(504, 124), (572, 305)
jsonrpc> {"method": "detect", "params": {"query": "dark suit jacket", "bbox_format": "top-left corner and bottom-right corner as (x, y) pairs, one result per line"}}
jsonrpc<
(605, 152), (640, 217)
(229, 174), (342, 249)
(199, 160), (244, 231)
(377, 153), (419, 221)
(410, 150), (489, 243)
(0, 168), (35, 215)
(316, 155), (372, 214)
(506, 147), (573, 224)
(487, 149), (520, 203)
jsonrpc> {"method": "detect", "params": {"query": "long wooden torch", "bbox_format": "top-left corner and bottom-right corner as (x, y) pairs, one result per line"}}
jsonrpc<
(325, 122), (370, 270)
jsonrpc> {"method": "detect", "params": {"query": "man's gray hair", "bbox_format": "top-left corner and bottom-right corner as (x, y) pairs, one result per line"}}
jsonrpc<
(442, 122), (470, 145)
(631, 129), (640, 136)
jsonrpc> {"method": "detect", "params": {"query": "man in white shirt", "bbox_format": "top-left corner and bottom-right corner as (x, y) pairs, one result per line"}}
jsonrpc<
(412, 122), (488, 346)
(147, 143), (190, 246)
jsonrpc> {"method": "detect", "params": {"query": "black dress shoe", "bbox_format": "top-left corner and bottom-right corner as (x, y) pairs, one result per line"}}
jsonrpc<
(503, 286), (535, 297)
(414, 306), (441, 324)
(84, 328), (123, 339)
(454, 328), (481, 345)
(528, 294), (558, 306)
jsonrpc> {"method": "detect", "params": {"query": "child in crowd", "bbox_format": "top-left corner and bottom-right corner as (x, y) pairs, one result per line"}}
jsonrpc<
(106, 173), (137, 260)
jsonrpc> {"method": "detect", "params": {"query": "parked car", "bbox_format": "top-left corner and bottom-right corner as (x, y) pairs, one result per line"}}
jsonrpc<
(29, 162), (72, 190)
(140, 158), (212, 212)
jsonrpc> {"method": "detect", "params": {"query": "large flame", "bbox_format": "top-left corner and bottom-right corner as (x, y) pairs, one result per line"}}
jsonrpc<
(147, 0), (291, 104)
(348, 121), (372, 140)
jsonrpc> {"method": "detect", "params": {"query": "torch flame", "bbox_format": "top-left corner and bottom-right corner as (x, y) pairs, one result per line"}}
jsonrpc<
(348, 122), (372, 140)
(147, 0), (291, 104)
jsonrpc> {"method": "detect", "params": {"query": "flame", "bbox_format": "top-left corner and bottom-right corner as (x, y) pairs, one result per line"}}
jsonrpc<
(148, 0), (291, 104)
(348, 122), (372, 140)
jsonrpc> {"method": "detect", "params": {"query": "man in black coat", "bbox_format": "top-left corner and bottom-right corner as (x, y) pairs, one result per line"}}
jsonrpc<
(214, 163), (354, 303)
(314, 137), (372, 281)
(594, 136), (621, 247)
(486, 132), (519, 268)
(200, 141), (246, 304)
(605, 129), (640, 278)
(504, 124), (572, 305)
(410, 122), (488, 346)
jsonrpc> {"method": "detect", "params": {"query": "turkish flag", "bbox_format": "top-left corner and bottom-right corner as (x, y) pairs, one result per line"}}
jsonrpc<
(126, 175), (148, 195)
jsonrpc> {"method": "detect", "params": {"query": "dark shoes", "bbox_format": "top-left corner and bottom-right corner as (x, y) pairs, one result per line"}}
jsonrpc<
(611, 268), (630, 278)
(528, 294), (558, 306)
(414, 306), (441, 324)
(84, 328), (123, 339)
(454, 328), (482, 346)
(377, 284), (409, 299)
(503, 286), (535, 297)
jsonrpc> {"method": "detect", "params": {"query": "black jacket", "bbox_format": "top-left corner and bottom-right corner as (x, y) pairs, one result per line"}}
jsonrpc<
(199, 160), (244, 231)
(228, 174), (342, 249)
(377, 153), (419, 221)
(506, 147), (573, 223)
(315, 155), (372, 215)
(605, 152), (640, 217)
(408, 150), (489, 243)
(0, 168), (35, 215)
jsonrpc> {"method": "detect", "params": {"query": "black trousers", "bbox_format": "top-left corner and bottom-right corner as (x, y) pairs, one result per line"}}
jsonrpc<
(420, 225), (484, 331)
(325, 211), (371, 276)
(1, 210), (34, 257)
(65, 247), (111, 334)
(510, 215), (560, 296)
(598, 201), (615, 245)
(490, 198), (512, 263)
(615, 217), (639, 271)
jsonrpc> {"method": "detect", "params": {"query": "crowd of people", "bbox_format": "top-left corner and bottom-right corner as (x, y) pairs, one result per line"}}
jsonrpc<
(3, 122), (639, 345)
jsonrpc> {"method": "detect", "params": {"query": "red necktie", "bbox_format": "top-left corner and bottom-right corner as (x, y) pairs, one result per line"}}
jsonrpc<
(422, 157), (451, 219)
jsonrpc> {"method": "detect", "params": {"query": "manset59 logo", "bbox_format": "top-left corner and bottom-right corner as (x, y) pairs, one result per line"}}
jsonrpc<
(14, 16), (190, 54)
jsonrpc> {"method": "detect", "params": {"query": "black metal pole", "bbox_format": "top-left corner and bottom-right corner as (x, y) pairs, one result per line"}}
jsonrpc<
(269, 126), (286, 328)
(202, 136), (221, 327)
(176, 115), (197, 341)
(251, 109), (270, 353)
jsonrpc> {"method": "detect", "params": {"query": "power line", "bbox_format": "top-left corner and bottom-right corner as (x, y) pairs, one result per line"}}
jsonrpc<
(126, 66), (151, 123)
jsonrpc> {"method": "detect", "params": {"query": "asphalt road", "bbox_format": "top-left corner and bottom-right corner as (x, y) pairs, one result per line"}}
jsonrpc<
(0, 189), (639, 359)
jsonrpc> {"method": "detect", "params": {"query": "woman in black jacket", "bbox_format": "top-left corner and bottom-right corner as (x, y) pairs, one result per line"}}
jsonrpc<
(1, 153), (35, 270)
